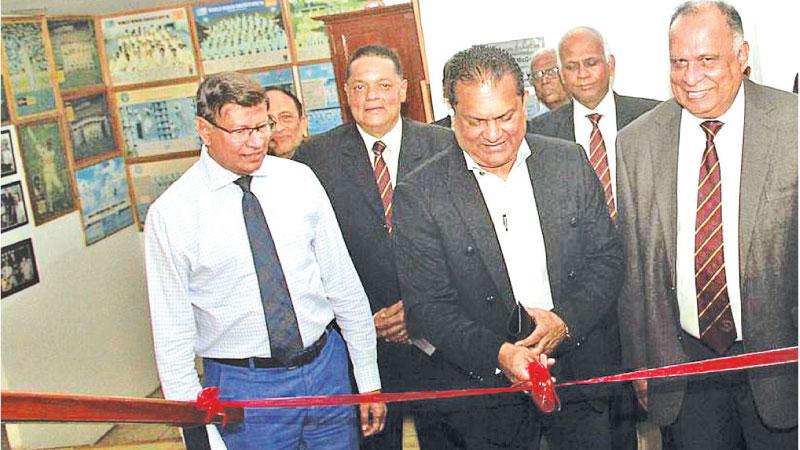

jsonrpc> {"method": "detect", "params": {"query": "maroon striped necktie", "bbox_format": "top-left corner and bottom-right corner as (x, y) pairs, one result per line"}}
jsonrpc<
(372, 140), (393, 234)
(586, 113), (617, 223)
(695, 120), (737, 354)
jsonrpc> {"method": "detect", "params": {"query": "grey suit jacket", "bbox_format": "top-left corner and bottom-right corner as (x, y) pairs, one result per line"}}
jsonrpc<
(394, 133), (623, 409)
(616, 79), (798, 428)
(526, 92), (660, 140)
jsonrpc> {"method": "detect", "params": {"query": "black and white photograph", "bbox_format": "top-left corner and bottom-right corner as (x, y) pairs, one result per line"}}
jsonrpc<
(1, 126), (17, 177)
(1, 238), (39, 297)
(1, 181), (29, 232)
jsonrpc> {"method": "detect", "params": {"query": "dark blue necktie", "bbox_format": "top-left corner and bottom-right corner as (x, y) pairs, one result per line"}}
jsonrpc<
(235, 175), (302, 363)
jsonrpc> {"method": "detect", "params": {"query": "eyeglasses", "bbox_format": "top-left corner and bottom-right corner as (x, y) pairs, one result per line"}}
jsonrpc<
(530, 67), (560, 81)
(207, 118), (275, 141)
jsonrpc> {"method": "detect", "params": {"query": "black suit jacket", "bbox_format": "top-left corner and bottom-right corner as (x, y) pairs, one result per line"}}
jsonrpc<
(294, 119), (451, 395)
(394, 133), (624, 412)
(526, 92), (660, 139)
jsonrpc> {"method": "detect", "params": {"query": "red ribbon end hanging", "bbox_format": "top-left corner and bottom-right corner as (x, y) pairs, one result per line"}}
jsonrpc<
(196, 387), (228, 426)
(524, 359), (561, 413)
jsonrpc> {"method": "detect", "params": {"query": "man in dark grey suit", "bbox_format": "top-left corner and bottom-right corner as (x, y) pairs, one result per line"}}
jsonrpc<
(617, 2), (797, 449)
(294, 45), (455, 450)
(394, 45), (623, 449)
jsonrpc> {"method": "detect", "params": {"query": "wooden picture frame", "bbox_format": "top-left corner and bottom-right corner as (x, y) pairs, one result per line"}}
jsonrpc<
(47, 18), (104, 91)
(1, 238), (40, 298)
(1, 181), (29, 232)
(17, 119), (76, 225)
(128, 154), (198, 230)
(64, 93), (117, 165)
(74, 156), (133, 245)
(299, 62), (342, 135)
(287, 0), (367, 62)
(1, 19), (59, 120)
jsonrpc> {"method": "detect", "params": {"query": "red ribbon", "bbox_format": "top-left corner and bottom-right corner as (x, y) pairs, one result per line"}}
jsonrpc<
(196, 346), (797, 418)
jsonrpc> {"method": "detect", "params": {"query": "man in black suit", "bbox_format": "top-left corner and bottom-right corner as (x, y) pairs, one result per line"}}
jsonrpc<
(394, 45), (623, 449)
(294, 45), (455, 450)
(528, 27), (660, 449)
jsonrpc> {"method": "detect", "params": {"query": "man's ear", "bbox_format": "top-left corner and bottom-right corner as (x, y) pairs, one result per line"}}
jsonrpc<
(196, 117), (212, 147)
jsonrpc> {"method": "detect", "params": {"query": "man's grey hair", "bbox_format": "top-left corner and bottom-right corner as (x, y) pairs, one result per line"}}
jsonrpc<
(557, 27), (612, 65)
(443, 45), (525, 107)
(196, 72), (267, 123)
(530, 48), (558, 69)
(670, 1), (745, 51)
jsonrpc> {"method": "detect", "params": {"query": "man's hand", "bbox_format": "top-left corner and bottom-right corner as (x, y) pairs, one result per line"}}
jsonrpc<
(498, 343), (556, 383)
(373, 300), (410, 344)
(633, 378), (648, 410)
(514, 308), (568, 355)
(359, 392), (387, 437)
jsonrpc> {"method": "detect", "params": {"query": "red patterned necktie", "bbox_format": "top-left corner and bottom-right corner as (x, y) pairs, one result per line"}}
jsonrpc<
(586, 113), (617, 223)
(695, 120), (737, 354)
(372, 140), (393, 233)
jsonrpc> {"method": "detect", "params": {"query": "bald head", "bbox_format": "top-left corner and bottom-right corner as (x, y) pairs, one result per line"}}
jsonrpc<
(557, 26), (615, 109)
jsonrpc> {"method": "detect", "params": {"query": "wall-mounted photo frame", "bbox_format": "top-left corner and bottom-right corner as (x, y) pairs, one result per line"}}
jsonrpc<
(102, 8), (197, 86)
(18, 120), (76, 225)
(1, 181), (29, 232)
(289, 0), (367, 62)
(1, 238), (40, 298)
(251, 67), (296, 93)
(129, 155), (198, 230)
(115, 82), (200, 159)
(1, 126), (18, 177)
(1, 75), (10, 123)
(194, 0), (290, 74)
(299, 62), (342, 135)
(48, 18), (104, 91)
(1, 21), (58, 118)
(75, 156), (133, 245)
(64, 93), (116, 164)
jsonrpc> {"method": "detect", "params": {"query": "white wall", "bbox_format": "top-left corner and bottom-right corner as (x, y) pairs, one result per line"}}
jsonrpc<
(1, 125), (158, 448)
(419, 0), (799, 120)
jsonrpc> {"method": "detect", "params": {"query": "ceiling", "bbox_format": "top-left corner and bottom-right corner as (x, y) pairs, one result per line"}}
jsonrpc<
(1, 0), (205, 17)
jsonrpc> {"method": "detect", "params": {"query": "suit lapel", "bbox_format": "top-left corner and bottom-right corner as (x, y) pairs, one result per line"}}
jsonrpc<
(341, 123), (384, 219)
(445, 148), (516, 311)
(525, 136), (562, 291)
(653, 101), (682, 282)
(559, 102), (577, 141)
(397, 119), (425, 180)
(738, 80), (775, 276)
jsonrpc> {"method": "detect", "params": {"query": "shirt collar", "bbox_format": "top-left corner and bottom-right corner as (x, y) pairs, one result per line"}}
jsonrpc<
(574, 90), (616, 120)
(680, 81), (745, 128)
(200, 144), (271, 191)
(463, 138), (532, 175)
(356, 118), (403, 155)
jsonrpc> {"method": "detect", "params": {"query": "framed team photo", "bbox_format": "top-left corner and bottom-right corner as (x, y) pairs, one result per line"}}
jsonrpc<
(1, 181), (29, 232)
(64, 94), (117, 164)
(48, 18), (104, 90)
(1, 238), (40, 298)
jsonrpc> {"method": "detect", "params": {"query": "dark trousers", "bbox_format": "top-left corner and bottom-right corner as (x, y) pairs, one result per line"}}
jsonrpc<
(662, 334), (798, 450)
(541, 397), (611, 450)
(359, 406), (464, 450)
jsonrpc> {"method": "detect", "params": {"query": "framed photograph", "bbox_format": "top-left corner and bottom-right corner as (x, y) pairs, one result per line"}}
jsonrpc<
(289, 0), (367, 62)
(1, 75), (10, 122)
(102, 8), (197, 86)
(1, 238), (40, 298)
(251, 67), (296, 93)
(194, 0), (290, 74)
(1, 181), (29, 232)
(129, 155), (198, 229)
(1, 126), (18, 177)
(1, 21), (58, 118)
(18, 120), (76, 225)
(48, 19), (104, 90)
(65, 94), (116, 164)
(75, 156), (133, 245)
(299, 62), (340, 110)
(306, 107), (342, 135)
(115, 83), (200, 159)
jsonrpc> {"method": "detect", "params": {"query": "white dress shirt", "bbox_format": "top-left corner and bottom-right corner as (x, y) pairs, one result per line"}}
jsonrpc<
(357, 118), (402, 187)
(463, 140), (555, 311)
(573, 94), (619, 200)
(676, 83), (745, 340)
(145, 149), (381, 405)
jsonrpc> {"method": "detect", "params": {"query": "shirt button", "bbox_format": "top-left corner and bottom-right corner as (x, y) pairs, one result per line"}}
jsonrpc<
(485, 295), (496, 303)
(465, 245), (475, 255)
(569, 216), (578, 226)
(567, 270), (577, 280)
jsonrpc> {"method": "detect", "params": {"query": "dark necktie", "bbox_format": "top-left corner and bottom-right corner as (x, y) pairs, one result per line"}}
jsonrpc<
(372, 140), (393, 234)
(695, 120), (737, 354)
(587, 113), (618, 223)
(235, 175), (302, 363)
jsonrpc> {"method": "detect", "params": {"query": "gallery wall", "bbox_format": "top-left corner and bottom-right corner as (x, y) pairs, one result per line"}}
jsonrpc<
(1, 1), (407, 448)
(418, 0), (799, 121)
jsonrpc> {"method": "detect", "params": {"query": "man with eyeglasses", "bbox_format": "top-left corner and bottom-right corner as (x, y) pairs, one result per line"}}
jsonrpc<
(266, 87), (308, 159)
(144, 72), (385, 449)
(529, 48), (570, 116)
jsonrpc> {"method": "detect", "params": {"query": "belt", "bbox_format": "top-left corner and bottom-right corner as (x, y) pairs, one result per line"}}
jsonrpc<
(209, 322), (334, 369)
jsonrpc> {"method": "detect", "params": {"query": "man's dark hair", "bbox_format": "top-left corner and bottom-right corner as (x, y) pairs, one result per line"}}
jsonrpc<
(345, 45), (403, 81)
(670, 1), (744, 49)
(196, 72), (267, 122)
(443, 45), (525, 107)
(265, 86), (304, 117)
